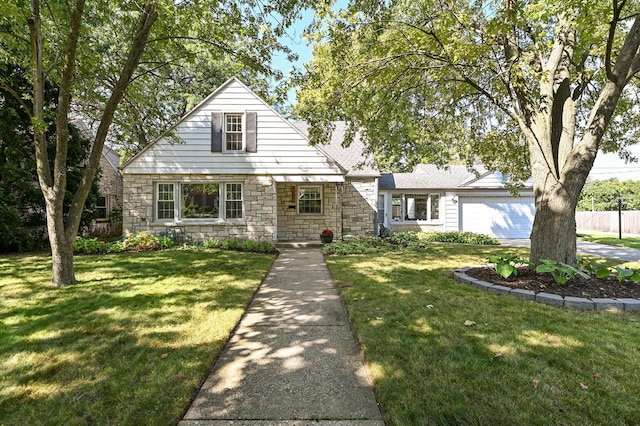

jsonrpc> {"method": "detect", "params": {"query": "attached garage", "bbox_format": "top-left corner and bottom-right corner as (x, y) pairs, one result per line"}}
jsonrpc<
(459, 196), (535, 239)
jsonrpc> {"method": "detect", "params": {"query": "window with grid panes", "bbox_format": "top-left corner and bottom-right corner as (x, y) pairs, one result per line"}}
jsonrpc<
(298, 186), (322, 214)
(157, 183), (175, 219)
(225, 114), (243, 151)
(225, 183), (243, 218)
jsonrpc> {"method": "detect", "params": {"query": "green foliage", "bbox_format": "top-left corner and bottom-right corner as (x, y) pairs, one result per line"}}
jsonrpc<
(488, 254), (532, 279)
(323, 235), (396, 255)
(535, 259), (590, 285)
(0, 64), (99, 253)
(612, 266), (640, 284)
(577, 179), (640, 211)
(201, 237), (276, 254)
(73, 237), (108, 254)
(324, 232), (499, 255)
(576, 255), (612, 278)
(104, 232), (173, 253)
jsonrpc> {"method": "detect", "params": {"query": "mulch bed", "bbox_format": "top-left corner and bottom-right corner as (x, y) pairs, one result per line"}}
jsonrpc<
(465, 266), (640, 300)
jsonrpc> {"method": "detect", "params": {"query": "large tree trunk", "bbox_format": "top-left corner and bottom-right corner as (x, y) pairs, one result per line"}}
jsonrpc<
(47, 208), (76, 286)
(529, 176), (580, 266)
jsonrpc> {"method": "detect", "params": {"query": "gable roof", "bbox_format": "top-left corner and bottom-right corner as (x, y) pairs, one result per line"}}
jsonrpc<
(379, 164), (488, 190)
(292, 121), (380, 177)
(120, 77), (346, 178)
(379, 164), (531, 190)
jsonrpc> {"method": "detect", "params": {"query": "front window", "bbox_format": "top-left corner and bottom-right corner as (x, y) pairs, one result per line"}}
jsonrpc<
(225, 183), (243, 219)
(157, 183), (175, 220)
(298, 186), (322, 214)
(224, 113), (243, 151)
(156, 182), (243, 221)
(391, 193), (440, 222)
(181, 183), (220, 219)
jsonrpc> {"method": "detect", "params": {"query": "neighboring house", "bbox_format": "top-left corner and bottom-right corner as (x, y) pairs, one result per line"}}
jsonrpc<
(89, 146), (123, 236)
(378, 164), (535, 238)
(120, 77), (379, 242)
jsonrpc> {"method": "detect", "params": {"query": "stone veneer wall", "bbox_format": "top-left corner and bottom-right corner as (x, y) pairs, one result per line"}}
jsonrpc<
(341, 178), (377, 236)
(91, 155), (123, 236)
(276, 183), (341, 241)
(122, 174), (277, 241)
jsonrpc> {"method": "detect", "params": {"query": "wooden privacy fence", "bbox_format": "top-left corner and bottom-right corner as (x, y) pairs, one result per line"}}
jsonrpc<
(576, 210), (640, 234)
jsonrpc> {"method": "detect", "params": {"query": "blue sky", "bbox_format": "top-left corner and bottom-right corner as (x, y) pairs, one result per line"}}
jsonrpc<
(270, 6), (640, 181)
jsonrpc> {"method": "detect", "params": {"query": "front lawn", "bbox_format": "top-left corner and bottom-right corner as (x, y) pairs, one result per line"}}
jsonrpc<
(0, 249), (274, 425)
(325, 244), (640, 425)
(579, 232), (640, 250)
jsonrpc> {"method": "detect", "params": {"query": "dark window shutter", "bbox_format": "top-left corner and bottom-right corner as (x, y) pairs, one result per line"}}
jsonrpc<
(245, 112), (257, 153)
(211, 112), (222, 152)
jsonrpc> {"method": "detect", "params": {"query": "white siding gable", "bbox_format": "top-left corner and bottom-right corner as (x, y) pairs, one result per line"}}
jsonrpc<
(462, 172), (533, 188)
(122, 78), (344, 177)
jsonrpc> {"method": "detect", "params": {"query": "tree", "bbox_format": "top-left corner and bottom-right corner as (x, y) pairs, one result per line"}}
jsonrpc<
(0, 64), (99, 253)
(578, 179), (640, 211)
(0, 0), (312, 286)
(296, 0), (640, 265)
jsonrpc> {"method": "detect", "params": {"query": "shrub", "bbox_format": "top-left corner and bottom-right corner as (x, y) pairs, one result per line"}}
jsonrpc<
(203, 237), (276, 254)
(418, 231), (500, 245)
(74, 237), (108, 254)
(535, 259), (590, 285)
(323, 235), (396, 255)
(107, 232), (173, 253)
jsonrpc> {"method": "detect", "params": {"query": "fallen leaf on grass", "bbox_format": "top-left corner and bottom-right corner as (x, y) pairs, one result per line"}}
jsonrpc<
(493, 352), (503, 358)
(533, 379), (539, 389)
(580, 382), (588, 390)
(593, 373), (602, 379)
(464, 320), (476, 327)
(161, 353), (169, 359)
(426, 304), (434, 309)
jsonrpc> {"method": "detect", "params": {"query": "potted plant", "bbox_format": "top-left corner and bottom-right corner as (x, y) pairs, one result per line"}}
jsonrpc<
(320, 229), (334, 243)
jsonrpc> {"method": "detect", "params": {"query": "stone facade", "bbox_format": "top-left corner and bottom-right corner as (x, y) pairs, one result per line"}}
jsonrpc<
(276, 183), (341, 241)
(90, 154), (123, 236)
(122, 174), (277, 241)
(341, 178), (377, 236)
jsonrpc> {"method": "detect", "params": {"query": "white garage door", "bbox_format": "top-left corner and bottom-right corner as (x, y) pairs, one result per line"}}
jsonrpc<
(460, 196), (535, 239)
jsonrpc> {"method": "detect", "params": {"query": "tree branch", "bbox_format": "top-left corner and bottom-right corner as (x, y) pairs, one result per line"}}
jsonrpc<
(0, 82), (33, 117)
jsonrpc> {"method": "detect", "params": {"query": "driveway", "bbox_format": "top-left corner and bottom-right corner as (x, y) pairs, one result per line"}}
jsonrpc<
(498, 238), (640, 263)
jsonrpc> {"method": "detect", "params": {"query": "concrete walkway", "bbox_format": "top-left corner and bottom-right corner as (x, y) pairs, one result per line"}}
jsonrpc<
(498, 238), (640, 262)
(179, 248), (384, 426)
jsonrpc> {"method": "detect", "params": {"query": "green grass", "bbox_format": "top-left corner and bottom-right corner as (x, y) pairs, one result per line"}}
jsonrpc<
(325, 244), (640, 425)
(579, 232), (640, 250)
(0, 249), (274, 425)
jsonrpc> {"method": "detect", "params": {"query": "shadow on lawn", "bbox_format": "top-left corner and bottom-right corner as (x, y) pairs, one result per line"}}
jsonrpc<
(327, 249), (640, 425)
(0, 249), (274, 425)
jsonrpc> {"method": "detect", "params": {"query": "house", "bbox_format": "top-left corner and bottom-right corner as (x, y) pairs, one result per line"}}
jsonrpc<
(90, 146), (123, 236)
(120, 77), (379, 242)
(120, 77), (534, 242)
(378, 164), (535, 238)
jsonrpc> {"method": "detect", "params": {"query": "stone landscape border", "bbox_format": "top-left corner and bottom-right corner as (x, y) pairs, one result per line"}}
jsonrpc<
(454, 267), (640, 312)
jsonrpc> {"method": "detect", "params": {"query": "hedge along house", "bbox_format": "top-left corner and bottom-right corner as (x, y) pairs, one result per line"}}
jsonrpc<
(120, 77), (380, 242)
(378, 164), (535, 239)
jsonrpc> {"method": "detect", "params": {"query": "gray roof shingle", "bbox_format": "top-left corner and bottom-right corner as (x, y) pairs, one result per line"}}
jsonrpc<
(379, 164), (488, 190)
(292, 121), (380, 177)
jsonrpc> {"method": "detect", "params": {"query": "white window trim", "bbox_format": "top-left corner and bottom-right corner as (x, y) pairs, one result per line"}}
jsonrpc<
(222, 112), (245, 153)
(390, 192), (442, 223)
(154, 181), (244, 223)
(297, 185), (323, 215)
(155, 183), (176, 222)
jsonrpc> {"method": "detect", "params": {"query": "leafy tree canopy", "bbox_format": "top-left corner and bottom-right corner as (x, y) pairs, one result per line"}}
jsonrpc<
(0, 63), (98, 252)
(578, 179), (640, 211)
(296, 0), (640, 178)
